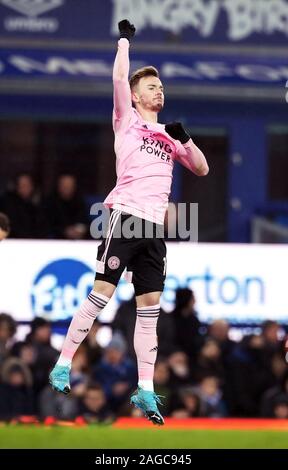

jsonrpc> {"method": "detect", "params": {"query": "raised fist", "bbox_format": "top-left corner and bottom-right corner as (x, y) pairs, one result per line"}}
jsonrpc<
(118, 19), (136, 41)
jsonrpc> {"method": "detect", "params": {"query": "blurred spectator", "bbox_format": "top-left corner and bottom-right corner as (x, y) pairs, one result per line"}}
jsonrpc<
(45, 174), (89, 239)
(171, 386), (204, 418)
(167, 351), (192, 388)
(207, 320), (237, 411)
(157, 308), (177, 357)
(0, 212), (10, 241)
(0, 173), (47, 238)
(170, 288), (203, 362)
(261, 370), (288, 417)
(193, 338), (224, 381)
(10, 341), (35, 369)
(0, 357), (35, 420)
(10, 340), (38, 400)
(25, 317), (58, 394)
(78, 384), (114, 423)
(228, 334), (275, 416)
(111, 297), (136, 359)
(208, 319), (236, 357)
(70, 346), (90, 398)
(83, 320), (103, 365)
(272, 397), (288, 419)
(260, 320), (283, 356)
(39, 385), (78, 421)
(0, 313), (16, 366)
(92, 332), (137, 412)
(270, 352), (287, 383)
(195, 375), (227, 417)
(153, 359), (172, 416)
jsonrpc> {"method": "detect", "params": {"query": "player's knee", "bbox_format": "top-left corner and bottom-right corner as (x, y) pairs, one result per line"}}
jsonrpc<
(136, 291), (161, 307)
(93, 280), (115, 299)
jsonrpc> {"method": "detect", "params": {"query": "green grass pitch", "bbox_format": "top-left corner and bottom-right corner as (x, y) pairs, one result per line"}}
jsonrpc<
(0, 425), (288, 449)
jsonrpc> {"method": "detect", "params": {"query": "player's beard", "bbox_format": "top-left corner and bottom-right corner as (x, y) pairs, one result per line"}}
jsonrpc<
(151, 101), (163, 112)
(139, 95), (164, 112)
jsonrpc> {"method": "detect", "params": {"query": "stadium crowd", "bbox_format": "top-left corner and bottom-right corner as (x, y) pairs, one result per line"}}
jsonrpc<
(0, 173), (89, 240)
(0, 288), (287, 423)
(1, 174), (287, 422)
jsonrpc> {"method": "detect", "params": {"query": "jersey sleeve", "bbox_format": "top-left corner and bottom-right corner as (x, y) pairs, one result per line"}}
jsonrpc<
(175, 138), (209, 176)
(113, 38), (133, 130)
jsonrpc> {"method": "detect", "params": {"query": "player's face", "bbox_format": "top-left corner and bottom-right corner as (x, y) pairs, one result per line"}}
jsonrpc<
(0, 228), (8, 241)
(133, 76), (164, 112)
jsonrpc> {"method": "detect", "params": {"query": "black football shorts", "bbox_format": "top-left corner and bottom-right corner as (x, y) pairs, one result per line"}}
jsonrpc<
(95, 209), (167, 296)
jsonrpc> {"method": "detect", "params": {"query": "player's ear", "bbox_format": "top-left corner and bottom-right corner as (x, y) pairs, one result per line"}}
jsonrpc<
(131, 88), (140, 104)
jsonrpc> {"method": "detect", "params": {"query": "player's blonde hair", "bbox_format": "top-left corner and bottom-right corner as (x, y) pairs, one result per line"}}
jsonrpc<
(129, 66), (159, 90)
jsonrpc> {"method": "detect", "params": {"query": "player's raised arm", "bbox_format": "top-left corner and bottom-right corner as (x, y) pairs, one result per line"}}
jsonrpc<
(165, 122), (209, 176)
(113, 20), (136, 120)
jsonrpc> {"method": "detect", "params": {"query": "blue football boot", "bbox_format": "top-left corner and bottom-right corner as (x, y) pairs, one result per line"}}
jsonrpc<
(49, 364), (71, 394)
(130, 387), (164, 425)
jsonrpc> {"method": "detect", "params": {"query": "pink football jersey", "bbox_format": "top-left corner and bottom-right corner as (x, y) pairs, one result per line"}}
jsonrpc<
(104, 38), (207, 225)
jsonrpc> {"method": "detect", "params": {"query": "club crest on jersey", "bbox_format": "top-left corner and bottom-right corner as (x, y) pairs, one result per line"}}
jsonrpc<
(108, 256), (120, 270)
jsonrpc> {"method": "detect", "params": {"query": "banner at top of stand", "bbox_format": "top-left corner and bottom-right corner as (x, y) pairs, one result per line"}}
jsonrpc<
(0, 0), (287, 45)
(0, 47), (287, 87)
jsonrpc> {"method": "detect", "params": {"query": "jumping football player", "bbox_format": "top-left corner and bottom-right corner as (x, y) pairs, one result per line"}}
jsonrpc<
(49, 20), (209, 425)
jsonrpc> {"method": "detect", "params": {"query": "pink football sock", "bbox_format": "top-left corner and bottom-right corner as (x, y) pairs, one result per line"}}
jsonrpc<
(57, 291), (109, 365)
(134, 304), (160, 383)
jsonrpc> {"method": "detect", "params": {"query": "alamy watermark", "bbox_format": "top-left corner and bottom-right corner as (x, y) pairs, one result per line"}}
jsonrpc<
(90, 203), (198, 241)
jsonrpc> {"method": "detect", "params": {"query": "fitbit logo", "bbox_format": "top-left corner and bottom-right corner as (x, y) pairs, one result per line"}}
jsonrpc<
(31, 258), (94, 320)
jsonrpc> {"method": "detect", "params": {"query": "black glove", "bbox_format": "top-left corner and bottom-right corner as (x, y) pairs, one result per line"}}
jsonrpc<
(165, 122), (190, 144)
(118, 19), (136, 42)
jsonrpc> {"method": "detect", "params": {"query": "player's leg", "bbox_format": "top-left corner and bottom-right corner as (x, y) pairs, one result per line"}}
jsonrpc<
(130, 235), (167, 425)
(130, 290), (165, 425)
(134, 291), (161, 393)
(49, 278), (116, 394)
(54, 279), (115, 367)
(49, 210), (128, 394)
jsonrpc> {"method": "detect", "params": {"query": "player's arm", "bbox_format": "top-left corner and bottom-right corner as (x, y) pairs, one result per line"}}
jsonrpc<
(113, 20), (136, 120)
(165, 122), (209, 176)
